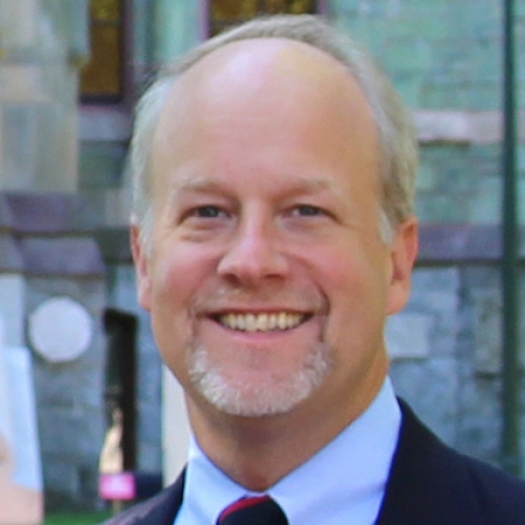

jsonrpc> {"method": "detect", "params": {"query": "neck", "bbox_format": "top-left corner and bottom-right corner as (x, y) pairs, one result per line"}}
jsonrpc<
(186, 369), (387, 491)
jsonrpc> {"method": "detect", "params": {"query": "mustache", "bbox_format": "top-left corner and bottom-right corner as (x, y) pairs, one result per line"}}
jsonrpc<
(189, 283), (328, 314)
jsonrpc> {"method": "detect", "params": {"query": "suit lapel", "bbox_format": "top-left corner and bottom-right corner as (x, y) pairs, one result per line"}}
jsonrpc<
(123, 471), (184, 524)
(375, 401), (484, 525)
(113, 402), (493, 524)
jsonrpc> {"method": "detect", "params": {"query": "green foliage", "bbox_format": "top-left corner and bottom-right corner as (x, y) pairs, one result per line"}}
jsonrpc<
(44, 512), (112, 525)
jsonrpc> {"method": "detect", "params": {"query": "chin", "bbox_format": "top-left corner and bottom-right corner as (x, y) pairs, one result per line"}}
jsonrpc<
(187, 341), (334, 417)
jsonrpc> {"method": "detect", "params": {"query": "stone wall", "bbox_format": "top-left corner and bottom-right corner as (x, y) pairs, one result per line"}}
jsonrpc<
(0, 0), (87, 193)
(388, 221), (525, 472)
(29, 276), (106, 510)
(330, 0), (525, 226)
(330, 0), (524, 110)
(0, 193), (107, 510)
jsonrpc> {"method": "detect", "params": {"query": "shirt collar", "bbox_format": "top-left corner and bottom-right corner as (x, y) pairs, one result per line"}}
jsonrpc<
(178, 378), (401, 525)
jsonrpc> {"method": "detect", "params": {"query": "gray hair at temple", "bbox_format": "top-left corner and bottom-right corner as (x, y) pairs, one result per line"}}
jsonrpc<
(130, 14), (418, 250)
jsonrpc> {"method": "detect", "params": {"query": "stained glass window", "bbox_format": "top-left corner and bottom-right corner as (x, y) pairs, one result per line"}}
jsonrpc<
(80, 0), (123, 102)
(210, 0), (318, 37)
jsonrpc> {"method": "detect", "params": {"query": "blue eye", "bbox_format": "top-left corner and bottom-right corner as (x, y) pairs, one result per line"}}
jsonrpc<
(194, 206), (224, 218)
(295, 205), (323, 216)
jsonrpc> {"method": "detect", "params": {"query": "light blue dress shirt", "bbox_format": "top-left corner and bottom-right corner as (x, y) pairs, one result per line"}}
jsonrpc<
(174, 378), (401, 525)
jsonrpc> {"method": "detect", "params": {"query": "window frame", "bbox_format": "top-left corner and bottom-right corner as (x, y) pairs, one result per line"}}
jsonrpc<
(203, 0), (329, 39)
(79, 0), (134, 107)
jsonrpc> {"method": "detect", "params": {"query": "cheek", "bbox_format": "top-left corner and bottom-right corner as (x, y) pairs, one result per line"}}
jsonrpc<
(147, 254), (200, 363)
(313, 240), (387, 292)
(148, 251), (200, 377)
(152, 244), (217, 302)
(149, 244), (225, 360)
(308, 243), (390, 331)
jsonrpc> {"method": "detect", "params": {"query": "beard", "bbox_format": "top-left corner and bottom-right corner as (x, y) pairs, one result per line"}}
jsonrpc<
(186, 338), (334, 417)
(184, 282), (332, 417)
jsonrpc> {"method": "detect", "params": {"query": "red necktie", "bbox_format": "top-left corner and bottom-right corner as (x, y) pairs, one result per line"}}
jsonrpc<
(217, 495), (288, 525)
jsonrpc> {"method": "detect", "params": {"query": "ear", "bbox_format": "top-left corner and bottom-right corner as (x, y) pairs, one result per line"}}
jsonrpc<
(130, 224), (152, 311)
(386, 216), (418, 315)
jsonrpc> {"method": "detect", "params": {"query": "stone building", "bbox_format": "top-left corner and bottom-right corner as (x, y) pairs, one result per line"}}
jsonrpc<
(0, 0), (524, 512)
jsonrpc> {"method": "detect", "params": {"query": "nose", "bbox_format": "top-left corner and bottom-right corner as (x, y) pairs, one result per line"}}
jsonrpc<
(217, 217), (289, 286)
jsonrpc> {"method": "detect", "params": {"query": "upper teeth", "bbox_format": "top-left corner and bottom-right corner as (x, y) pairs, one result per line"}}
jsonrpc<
(219, 312), (304, 332)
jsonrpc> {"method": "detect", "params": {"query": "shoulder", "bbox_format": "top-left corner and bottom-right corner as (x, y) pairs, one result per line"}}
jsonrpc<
(378, 400), (525, 525)
(98, 475), (184, 525)
(446, 444), (525, 522)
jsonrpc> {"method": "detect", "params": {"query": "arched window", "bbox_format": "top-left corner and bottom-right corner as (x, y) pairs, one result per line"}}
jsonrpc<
(209, 0), (319, 37)
(80, 0), (124, 103)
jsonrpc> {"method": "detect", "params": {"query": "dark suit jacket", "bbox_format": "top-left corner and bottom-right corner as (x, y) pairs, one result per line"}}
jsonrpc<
(101, 401), (525, 524)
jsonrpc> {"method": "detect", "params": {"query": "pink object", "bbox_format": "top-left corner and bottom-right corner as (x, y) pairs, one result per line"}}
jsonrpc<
(99, 473), (136, 501)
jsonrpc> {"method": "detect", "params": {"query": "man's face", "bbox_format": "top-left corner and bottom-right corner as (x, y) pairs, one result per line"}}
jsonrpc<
(133, 39), (417, 423)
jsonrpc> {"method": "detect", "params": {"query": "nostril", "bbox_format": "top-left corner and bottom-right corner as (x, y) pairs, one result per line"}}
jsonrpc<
(217, 248), (289, 284)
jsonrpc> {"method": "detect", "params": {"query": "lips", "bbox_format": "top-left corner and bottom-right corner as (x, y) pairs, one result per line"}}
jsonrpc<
(216, 312), (308, 332)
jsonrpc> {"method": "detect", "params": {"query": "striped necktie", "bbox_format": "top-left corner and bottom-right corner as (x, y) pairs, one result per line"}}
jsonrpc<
(217, 495), (288, 525)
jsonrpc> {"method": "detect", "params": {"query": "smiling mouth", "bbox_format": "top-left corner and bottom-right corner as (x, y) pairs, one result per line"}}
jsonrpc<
(215, 312), (310, 332)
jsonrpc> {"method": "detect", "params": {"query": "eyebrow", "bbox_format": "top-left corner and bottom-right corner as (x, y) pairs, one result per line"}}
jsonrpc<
(286, 177), (336, 193)
(173, 173), (337, 194)
(163, 172), (348, 219)
(173, 174), (227, 193)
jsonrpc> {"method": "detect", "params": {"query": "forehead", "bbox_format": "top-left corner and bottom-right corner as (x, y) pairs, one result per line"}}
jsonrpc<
(150, 38), (379, 197)
(180, 38), (350, 92)
(154, 37), (374, 138)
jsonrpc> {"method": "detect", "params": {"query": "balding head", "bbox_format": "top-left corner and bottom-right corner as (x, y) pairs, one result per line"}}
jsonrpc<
(159, 37), (374, 122)
(153, 38), (377, 187)
(130, 16), (418, 250)
(146, 37), (380, 236)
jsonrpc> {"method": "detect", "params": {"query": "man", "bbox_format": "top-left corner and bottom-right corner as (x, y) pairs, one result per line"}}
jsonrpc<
(104, 15), (525, 525)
